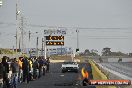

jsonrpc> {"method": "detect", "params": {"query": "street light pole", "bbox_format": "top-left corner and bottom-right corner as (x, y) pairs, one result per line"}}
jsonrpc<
(21, 17), (24, 54)
(76, 29), (79, 52)
(36, 37), (39, 58)
(16, 0), (20, 53)
(16, 0), (18, 53)
(77, 29), (79, 49)
(29, 31), (31, 57)
(44, 36), (47, 59)
(15, 31), (17, 53)
(42, 38), (44, 57)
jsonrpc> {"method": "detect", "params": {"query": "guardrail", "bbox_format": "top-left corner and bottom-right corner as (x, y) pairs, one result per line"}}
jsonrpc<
(89, 60), (116, 88)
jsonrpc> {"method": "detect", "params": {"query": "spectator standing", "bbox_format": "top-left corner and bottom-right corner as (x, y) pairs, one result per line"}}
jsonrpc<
(22, 57), (29, 83)
(46, 57), (50, 72)
(38, 57), (44, 78)
(0, 59), (4, 87)
(28, 58), (33, 81)
(32, 58), (39, 80)
(18, 57), (23, 83)
(42, 58), (47, 76)
(10, 58), (19, 88)
(2, 56), (10, 88)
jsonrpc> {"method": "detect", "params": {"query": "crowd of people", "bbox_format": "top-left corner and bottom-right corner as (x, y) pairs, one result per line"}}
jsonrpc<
(0, 56), (50, 88)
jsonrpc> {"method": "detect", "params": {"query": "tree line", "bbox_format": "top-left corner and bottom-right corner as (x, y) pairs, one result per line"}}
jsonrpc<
(79, 47), (132, 56)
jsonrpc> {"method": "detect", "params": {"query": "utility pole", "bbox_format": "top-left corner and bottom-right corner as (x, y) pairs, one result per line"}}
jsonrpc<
(12, 46), (15, 53)
(29, 31), (31, 57)
(76, 29), (79, 52)
(36, 37), (39, 58)
(77, 29), (79, 49)
(21, 17), (24, 54)
(15, 32), (18, 53)
(19, 36), (21, 52)
(16, 0), (20, 53)
(29, 31), (31, 42)
(42, 38), (44, 57)
(16, 0), (18, 53)
(44, 36), (46, 59)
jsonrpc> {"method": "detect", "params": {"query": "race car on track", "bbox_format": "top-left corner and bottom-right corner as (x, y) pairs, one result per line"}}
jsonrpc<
(61, 61), (79, 73)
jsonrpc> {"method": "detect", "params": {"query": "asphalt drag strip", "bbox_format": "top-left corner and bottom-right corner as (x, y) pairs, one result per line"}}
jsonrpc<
(76, 62), (96, 88)
(18, 62), (96, 88)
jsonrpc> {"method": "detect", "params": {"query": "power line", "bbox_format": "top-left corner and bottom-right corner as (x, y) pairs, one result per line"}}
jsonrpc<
(0, 22), (132, 30)
(66, 36), (132, 40)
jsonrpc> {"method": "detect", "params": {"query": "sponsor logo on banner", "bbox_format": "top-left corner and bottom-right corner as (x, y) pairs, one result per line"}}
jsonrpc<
(89, 80), (131, 85)
(44, 29), (67, 35)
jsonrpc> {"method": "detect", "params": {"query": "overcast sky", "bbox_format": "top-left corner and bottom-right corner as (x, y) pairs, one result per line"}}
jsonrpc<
(0, 0), (132, 54)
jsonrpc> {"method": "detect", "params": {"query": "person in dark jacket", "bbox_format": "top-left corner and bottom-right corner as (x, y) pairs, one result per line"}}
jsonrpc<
(38, 57), (43, 78)
(46, 57), (50, 72)
(2, 56), (10, 88)
(0, 59), (3, 78)
(32, 58), (39, 79)
(10, 58), (19, 88)
(22, 57), (29, 83)
(42, 58), (47, 76)
(28, 58), (33, 81)
(0, 59), (4, 87)
(11, 58), (19, 74)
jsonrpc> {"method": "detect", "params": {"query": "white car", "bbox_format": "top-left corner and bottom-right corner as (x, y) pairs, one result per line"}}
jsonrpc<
(61, 61), (79, 73)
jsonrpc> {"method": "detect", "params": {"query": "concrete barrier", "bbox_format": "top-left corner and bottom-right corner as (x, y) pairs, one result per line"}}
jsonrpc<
(89, 60), (116, 88)
(50, 59), (80, 63)
(122, 58), (132, 62)
(0, 54), (21, 59)
(108, 58), (132, 62)
(108, 58), (119, 62)
(96, 62), (132, 88)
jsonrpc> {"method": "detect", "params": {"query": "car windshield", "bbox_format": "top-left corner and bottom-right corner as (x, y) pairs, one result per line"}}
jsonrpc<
(63, 62), (76, 64)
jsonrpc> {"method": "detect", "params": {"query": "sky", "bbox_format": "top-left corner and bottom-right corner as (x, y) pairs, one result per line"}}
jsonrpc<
(0, 0), (132, 54)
